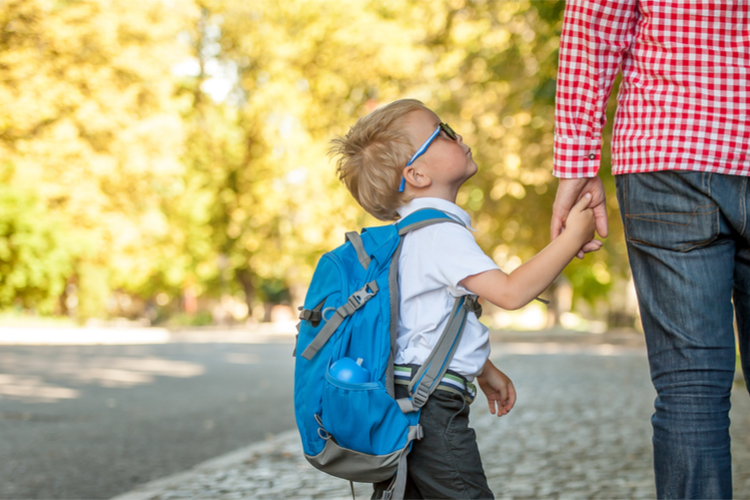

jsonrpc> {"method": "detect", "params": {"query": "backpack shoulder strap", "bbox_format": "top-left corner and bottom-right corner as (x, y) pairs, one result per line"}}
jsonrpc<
(396, 208), (465, 235)
(396, 295), (481, 413)
(392, 208), (482, 414)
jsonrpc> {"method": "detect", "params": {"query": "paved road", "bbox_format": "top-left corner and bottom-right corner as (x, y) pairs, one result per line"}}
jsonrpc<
(0, 340), (295, 500)
(116, 347), (750, 500)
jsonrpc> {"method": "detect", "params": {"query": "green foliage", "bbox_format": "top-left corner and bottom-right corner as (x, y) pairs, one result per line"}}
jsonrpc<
(0, 0), (197, 317)
(0, 185), (73, 313)
(162, 311), (214, 328)
(0, 0), (629, 321)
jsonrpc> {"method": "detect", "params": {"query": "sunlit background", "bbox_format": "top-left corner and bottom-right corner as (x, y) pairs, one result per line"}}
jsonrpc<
(0, 0), (638, 334)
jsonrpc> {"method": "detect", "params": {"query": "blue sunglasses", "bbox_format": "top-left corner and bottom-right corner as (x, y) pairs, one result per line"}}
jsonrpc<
(398, 122), (458, 192)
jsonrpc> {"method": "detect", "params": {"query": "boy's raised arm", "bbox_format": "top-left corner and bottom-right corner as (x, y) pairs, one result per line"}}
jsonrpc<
(461, 195), (599, 310)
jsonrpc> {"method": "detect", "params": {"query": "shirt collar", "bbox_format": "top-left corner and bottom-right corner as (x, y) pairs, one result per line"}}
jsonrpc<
(396, 197), (476, 231)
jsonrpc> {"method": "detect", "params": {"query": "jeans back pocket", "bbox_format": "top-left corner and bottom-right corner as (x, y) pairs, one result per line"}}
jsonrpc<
(617, 172), (719, 252)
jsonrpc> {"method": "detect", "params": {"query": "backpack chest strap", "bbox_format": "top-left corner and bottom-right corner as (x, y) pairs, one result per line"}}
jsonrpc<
(300, 281), (379, 360)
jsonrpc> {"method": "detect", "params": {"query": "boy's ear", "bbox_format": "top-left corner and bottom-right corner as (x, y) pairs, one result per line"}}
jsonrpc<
(404, 166), (432, 190)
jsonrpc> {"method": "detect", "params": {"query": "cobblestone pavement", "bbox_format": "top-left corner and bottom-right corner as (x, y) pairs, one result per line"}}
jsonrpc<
(115, 345), (750, 500)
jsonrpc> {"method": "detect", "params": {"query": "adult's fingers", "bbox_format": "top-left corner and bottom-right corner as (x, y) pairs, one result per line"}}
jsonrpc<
(581, 240), (603, 253)
(550, 213), (565, 242)
(593, 202), (609, 238)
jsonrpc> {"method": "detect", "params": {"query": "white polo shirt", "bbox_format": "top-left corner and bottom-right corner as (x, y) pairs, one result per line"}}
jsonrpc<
(395, 198), (500, 381)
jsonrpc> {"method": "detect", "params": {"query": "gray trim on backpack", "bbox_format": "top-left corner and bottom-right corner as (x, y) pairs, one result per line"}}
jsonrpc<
(305, 426), (419, 484)
(300, 281), (379, 361)
(383, 425), (424, 500)
(397, 296), (479, 413)
(385, 240), (404, 398)
(345, 231), (371, 270)
(393, 213), (479, 414)
(397, 215), (464, 235)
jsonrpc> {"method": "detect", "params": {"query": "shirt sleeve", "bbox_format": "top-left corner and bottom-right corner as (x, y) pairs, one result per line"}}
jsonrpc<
(553, 0), (639, 178)
(430, 224), (500, 297)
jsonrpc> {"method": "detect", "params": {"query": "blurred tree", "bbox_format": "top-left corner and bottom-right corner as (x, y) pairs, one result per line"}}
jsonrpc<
(0, 184), (73, 314)
(0, 0), (630, 324)
(184, 0), (437, 312)
(0, 0), (198, 317)
(403, 0), (628, 321)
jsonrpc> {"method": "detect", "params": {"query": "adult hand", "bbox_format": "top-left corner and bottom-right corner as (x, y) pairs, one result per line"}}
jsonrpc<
(551, 177), (608, 259)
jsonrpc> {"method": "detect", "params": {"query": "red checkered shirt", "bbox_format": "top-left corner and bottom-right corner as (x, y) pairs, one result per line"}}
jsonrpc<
(553, 0), (750, 178)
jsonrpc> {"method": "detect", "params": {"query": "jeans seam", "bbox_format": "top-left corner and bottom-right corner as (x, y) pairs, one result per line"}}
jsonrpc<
(740, 177), (747, 238)
(443, 396), (473, 499)
(625, 205), (719, 225)
(623, 175), (630, 241)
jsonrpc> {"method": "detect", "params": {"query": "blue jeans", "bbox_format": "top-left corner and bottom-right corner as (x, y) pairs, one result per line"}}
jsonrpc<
(616, 171), (750, 499)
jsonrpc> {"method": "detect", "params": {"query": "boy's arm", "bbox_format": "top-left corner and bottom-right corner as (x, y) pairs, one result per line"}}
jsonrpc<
(476, 359), (516, 416)
(461, 194), (599, 310)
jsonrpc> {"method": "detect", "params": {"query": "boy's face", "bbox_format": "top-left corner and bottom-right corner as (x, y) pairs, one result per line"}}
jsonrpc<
(402, 109), (478, 192)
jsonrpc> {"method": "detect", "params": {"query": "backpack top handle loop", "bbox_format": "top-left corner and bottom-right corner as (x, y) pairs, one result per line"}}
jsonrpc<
(345, 231), (371, 270)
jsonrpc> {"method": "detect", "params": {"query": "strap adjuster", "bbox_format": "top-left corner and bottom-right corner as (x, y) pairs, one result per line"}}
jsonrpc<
(298, 309), (321, 322)
(411, 383), (430, 409)
(464, 295), (482, 318)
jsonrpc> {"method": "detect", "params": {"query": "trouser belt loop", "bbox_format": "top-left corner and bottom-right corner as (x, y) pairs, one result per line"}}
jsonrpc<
(394, 364), (476, 404)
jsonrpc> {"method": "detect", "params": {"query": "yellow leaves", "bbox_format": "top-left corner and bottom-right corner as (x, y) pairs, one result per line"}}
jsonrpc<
(505, 153), (521, 174)
(486, 177), (528, 204)
(141, 210), (170, 239)
(1, 0), (624, 316)
(592, 261), (611, 285)
(434, 49), (467, 79)
(0, 0), (199, 313)
(507, 182), (526, 199)
(481, 28), (512, 51)
(450, 16), (489, 46)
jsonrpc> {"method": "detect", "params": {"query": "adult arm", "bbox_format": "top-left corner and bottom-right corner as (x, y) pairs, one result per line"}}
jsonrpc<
(551, 0), (639, 253)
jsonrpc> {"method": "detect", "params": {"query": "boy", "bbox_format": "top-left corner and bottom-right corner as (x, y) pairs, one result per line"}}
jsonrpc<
(330, 99), (599, 499)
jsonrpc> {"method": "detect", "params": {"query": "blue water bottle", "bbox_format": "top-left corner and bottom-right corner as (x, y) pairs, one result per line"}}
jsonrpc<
(330, 357), (370, 383)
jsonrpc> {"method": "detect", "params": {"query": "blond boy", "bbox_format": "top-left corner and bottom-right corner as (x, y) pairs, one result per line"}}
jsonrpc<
(331, 99), (598, 499)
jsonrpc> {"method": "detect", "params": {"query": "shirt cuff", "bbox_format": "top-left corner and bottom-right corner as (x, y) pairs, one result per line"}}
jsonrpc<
(553, 135), (602, 178)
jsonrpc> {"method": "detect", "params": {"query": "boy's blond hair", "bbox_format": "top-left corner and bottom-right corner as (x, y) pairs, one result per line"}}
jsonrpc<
(330, 99), (429, 221)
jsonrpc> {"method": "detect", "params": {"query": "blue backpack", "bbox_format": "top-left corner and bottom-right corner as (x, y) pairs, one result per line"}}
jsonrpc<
(293, 208), (481, 500)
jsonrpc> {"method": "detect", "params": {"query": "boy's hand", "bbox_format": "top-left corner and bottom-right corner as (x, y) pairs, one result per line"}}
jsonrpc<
(562, 193), (598, 248)
(476, 360), (516, 417)
(551, 177), (608, 258)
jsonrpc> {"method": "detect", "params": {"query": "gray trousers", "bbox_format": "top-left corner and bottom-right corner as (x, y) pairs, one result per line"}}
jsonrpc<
(372, 383), (494, 500)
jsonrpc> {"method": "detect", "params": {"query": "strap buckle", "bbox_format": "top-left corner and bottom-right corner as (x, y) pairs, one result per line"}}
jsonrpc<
(347, 281), (379, 310)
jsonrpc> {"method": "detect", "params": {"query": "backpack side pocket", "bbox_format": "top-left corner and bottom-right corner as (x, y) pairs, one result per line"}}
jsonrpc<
(321, 368), (412, 455)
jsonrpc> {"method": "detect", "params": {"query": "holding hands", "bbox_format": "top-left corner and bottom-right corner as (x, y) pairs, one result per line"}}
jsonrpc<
(563, 193), (600, 249)
(551, 177), (608, 258)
